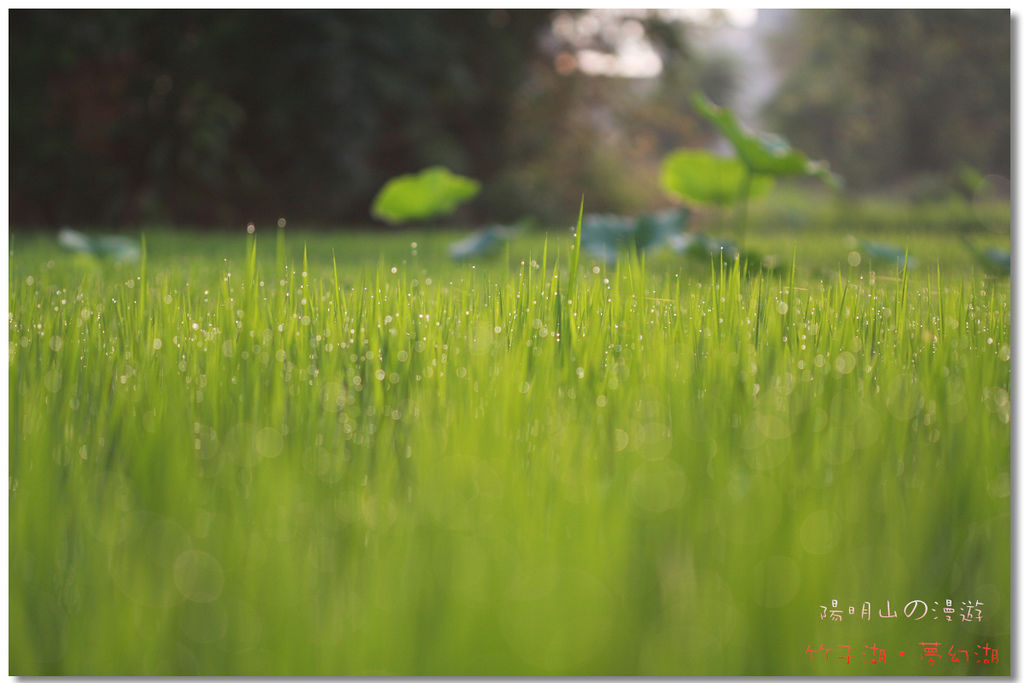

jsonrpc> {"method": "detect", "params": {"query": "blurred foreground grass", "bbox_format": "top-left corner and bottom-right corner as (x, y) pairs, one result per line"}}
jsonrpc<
(9, 224), (1010, 674)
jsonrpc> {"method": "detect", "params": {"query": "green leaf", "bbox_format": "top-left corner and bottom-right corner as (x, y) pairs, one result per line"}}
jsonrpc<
(691, 92), (840, 188)
(371, 166), (481, 224)
(660, 150), (773, 207)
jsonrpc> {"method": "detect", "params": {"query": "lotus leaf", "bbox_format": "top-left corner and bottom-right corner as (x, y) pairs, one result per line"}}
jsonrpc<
(371, 166), (481, 224)
(449, 225), (517, 261)
(58, 227), (140, 263)
(691, 93), (840, 188)
(579, 208), (690, 263)
(660, 150), (773, 207)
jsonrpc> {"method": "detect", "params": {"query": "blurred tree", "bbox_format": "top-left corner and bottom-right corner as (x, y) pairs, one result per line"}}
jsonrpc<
(10, 9), (553, 228)
(763, 10), (1009, 191)
(484, 11), (729, 223)
(11, 9), (737, 229)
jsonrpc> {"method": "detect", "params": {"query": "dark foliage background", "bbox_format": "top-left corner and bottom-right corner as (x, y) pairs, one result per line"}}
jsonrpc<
(764, 9), (1010, 193)
(11, 9), (556, 227)
(9, 9), (1010, 230)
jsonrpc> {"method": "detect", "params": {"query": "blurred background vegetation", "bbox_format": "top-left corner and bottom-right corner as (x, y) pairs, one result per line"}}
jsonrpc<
(10, 9), (1010, 230)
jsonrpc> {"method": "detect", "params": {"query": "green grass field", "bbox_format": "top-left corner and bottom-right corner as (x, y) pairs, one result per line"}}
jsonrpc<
(9, 223), (1010, 674)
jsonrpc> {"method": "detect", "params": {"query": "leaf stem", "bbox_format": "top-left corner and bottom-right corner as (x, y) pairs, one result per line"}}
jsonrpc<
(736, 168), (753, 253)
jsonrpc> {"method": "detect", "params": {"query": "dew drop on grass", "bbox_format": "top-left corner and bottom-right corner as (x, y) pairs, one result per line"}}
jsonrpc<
(255, 427), (284, 459)
(173, 550), (224, 603)
(43, 369), (62, 393)
(246, 223), (255, 234)
(834, 351), (856, 374)
(988, 472), (1011, 498)
(799, 510), (839, 554)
